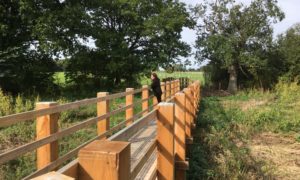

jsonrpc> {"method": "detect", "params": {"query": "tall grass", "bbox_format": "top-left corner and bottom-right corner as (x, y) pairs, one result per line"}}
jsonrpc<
(188, 80), (300, 179)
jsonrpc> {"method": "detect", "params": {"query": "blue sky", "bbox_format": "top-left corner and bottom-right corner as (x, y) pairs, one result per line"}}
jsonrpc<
(180, 0), (300, 68)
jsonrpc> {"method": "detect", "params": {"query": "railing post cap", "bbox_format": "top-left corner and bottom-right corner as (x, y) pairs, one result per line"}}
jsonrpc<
(158, 102), (174, 107)
(126, 88), (134, 91)
(97, 92), (109, 96)
(175, 92), (185, 96)
(183, 88), (191, 92)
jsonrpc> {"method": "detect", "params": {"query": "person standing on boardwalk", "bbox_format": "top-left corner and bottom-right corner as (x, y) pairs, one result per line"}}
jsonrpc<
(151, 73), (162, 103)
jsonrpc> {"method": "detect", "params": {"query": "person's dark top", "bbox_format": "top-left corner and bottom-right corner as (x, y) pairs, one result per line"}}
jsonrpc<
(151, 78), (162, 96)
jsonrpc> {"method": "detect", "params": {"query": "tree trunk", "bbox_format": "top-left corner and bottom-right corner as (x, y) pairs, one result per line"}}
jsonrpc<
(227, 65), (238, 94)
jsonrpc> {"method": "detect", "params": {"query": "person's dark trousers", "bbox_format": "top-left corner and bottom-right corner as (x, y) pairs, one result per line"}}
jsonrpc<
(156, 95), (162, 103)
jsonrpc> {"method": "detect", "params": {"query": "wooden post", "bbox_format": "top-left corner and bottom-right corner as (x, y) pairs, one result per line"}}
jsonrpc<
(183, 88), (192, 140)
(36, 102), (59, 170)
(78, 140), (130, 180)
(171, 81), (175, 96)
(153, 96), (158, 108)
(97, 92), (110, 139)
(142, 85), (149, 116)
(166, 81), (170, 100)
(190, 84), (196, 122)
(174, 93), (187, 180)
(176, 80), (180, 93)
(161, 82), (166, 102)
(157, 103), (175, 180)
(126, 88), (134, 126)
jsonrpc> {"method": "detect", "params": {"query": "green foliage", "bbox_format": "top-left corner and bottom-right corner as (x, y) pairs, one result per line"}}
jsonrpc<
(65, 0), (194, 90)
(188, 80), (300, 179)
(0, 86), (148, 179)
(188, 98), (272, 179)
(0, 1), (58, 94)
(277, 23), (300, 82)
(0, 89), (13, 116)
(193, 0), (284, 92)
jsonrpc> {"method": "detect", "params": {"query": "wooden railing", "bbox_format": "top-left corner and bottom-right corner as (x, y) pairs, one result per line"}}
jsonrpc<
(0, 79), (195, 179)
(52, 80), (200, 180)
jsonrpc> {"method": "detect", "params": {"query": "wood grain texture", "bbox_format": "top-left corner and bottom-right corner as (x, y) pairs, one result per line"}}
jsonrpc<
(78, 141), (130, 180)
(171, 81), (175, 96)
(31, 171), (74, 180)
(36, 102), (59, 170)
(142, 85), (149, 116)
(174, 93), (186, 180)
(161, 82), (166, 102)
(183, 88), (192, 139)
(126, 88), (134, 126)
(157, 103), (175, 180)
(166, 81), (171, 100)
(97, 92), (110, 139)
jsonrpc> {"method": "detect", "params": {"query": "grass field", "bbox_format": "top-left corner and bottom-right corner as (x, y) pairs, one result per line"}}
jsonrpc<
(54, 71), (205, 87)
(187, 81), (300, 179)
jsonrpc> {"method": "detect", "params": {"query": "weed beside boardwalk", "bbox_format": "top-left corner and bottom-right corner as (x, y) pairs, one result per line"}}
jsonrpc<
(188, 81), (300, 179)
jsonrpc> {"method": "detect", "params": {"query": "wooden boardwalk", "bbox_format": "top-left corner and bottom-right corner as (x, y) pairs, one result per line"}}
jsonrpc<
(130, 120), (156, 168)
(0, 79), (200, 179)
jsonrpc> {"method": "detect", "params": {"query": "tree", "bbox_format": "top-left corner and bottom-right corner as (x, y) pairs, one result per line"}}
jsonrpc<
(0, 0), (87, 93)
(66, 0), (193, 87)
(193, 0), (284, 93)
(277, 23), (300, 82)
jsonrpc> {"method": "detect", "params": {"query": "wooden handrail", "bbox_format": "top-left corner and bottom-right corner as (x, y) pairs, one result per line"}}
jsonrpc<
(1, 78), (192, 179)
(0, 88), (149, 127)
(24, 106), (156, 179)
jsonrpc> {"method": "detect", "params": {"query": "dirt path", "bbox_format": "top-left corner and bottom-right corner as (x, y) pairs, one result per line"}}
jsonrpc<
(249, 132), (300, 180)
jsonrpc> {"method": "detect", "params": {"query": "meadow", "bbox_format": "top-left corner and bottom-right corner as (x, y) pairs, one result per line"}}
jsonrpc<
(187, 81), (300, 179)
(0, 71), (204, 179)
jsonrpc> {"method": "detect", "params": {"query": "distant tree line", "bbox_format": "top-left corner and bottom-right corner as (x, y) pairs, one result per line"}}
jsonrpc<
(0, 0), (193, 94)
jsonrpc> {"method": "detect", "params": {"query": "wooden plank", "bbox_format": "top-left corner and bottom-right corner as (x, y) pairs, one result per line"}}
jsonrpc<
(31, 171), (74, 180)
(157, 103), (175, 180)
(0, 103), (134, 165)
(23, 133), (105, 179)
(97, 92), (110, 139)
(174, 93), (186, 180)
(78, 141), (130, 180)
(36, 102), (59, 170)
(171, 81), (175, 96)
(57, 159), (78, 179)
(183, 88), (192, 139)
(130, 140), (156, 180)
(126, 88), (134, 126)
(153, 96), (158, 109)
(109, 110), (157, 141)
(161, 82), (166, 102)
(145, 159), (157, 180)
(0, 90), (135, 127)
(25, 107), (156, 179)
(166, 81), (170, 100)
(142, 85), (149, 116)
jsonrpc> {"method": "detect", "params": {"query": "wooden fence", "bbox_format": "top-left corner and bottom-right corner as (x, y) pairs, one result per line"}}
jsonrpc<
(0, 79), (201, 180)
